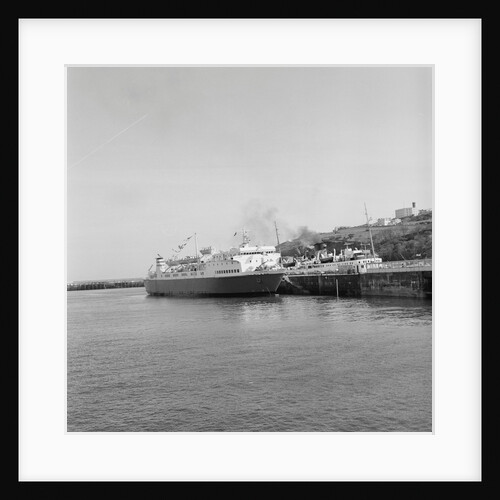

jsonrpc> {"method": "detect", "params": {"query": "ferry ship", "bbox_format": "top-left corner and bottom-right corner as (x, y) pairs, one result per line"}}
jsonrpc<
(144, 231), (285, 296)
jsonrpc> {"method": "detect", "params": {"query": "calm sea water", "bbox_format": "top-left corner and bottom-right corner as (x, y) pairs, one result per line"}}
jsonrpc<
(67, 288), (432, 432)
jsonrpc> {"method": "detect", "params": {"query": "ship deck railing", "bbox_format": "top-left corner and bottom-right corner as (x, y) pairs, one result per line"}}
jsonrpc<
(285, 267), (358, 276)
(365, 259), (432, 272)
(284, 258), (432, 276)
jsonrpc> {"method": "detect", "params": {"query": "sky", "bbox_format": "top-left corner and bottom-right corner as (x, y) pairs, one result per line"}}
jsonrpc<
(67, 65), (433, 281)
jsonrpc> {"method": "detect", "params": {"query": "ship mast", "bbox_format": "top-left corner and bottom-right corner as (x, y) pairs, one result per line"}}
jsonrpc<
(274, 221), (280, 247)
(194, 232), (200, 267)
(364, 203), (376, 257)
(241, 228), (250, 245)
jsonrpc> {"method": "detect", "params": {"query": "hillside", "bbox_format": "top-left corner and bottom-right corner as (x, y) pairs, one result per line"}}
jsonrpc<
(277, 212), (432, 261)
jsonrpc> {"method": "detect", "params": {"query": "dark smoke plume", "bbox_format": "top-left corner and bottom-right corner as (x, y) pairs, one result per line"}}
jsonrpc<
(292, 226), (322, 248)
(238, 200), (292, 245)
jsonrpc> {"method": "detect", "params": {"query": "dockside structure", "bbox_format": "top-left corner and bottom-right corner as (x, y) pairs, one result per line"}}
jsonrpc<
(278, 259), (432, 299)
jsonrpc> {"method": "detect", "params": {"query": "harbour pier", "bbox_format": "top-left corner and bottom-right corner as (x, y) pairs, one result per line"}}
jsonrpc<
(278, 259), (432, 299)
(67, 279), (144, 291)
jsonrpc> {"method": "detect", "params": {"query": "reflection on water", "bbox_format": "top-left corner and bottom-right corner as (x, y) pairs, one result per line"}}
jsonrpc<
(68, 288), (432, 432)
(145, 293), (431, 325)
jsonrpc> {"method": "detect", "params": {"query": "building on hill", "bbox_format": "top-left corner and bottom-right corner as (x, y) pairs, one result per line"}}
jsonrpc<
(374, 217), (401, 226)
(375, 218), (392, 226)
(395, 202), (419, 218)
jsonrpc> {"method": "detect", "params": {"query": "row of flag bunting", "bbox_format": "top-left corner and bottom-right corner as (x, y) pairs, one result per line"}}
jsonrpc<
(167, 231), (240, 261)
(171, 234), (194, 254)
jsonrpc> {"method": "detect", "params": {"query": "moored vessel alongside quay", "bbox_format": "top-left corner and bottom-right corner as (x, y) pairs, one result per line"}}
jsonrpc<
(282, 205), (383, 275)
(283, 243), (383, 275)
(144, 230), (285, 297)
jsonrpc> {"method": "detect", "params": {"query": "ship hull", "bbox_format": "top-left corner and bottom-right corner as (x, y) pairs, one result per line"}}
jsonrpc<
(144, 271), (284, 297)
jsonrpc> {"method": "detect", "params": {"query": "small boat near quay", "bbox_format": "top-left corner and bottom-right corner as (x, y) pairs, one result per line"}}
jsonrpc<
(284, 243), (382, 275)
(283, 204), (382, 275)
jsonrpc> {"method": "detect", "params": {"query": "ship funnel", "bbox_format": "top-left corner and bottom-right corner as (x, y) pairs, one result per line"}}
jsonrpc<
(156, 255), (167, 273)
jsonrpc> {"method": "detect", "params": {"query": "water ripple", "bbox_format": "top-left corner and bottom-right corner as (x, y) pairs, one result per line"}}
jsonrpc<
(67, 289), (432, 432)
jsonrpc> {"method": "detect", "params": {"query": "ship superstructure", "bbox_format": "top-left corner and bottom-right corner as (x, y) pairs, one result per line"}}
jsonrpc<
(144, 230), (285, 296)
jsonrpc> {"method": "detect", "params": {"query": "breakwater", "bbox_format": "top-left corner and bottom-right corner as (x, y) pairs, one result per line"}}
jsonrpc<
(67, 279), (144, 291)
(278, 260), (432, 299)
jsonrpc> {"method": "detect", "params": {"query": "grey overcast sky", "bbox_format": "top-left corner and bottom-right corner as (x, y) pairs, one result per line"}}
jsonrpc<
(67, 65), (433, 281)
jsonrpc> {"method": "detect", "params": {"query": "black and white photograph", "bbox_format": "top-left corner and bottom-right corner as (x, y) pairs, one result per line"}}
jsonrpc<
(19, 19), (481, 482)
(66, 64), (433, 433)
